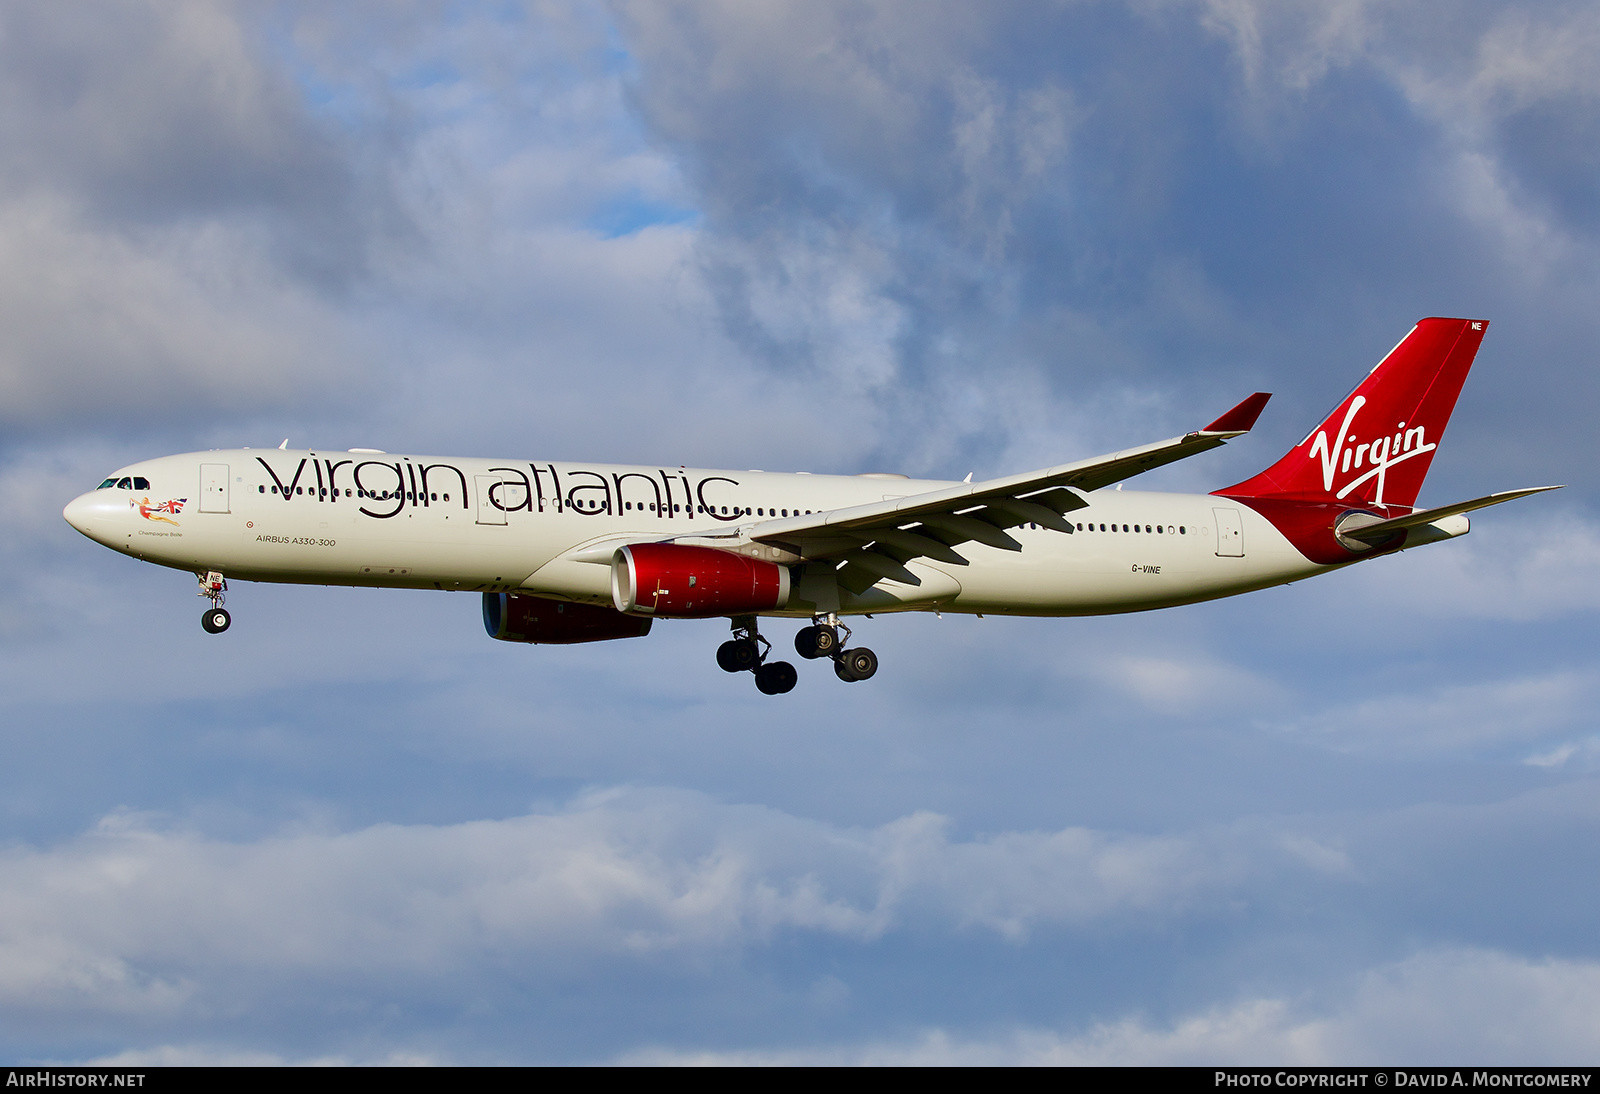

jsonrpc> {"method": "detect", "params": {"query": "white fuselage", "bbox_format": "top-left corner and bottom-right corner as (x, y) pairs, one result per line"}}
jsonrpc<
(64, 448), (1334, 618)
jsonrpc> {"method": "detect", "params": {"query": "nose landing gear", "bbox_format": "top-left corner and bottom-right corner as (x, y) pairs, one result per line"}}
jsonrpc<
(718, 616), (797, 694)
(198, 571), (230, 634)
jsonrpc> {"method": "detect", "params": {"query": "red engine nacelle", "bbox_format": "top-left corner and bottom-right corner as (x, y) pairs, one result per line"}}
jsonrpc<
(483, 592), (653, 644)
(612, 543), (791, 618)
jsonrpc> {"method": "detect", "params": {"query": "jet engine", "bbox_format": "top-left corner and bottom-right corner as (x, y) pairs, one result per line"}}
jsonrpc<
(483, 592), (653, 644)
(612, 543), (791, 617)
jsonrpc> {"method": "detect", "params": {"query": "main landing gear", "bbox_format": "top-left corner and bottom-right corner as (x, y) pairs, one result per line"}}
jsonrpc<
(796, 614), (878, 683)
(198, 570), (230, 634)
(717, 616), (798, 694)
(715, 615), (878, 695)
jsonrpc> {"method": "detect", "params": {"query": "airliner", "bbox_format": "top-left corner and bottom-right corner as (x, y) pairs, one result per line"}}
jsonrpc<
(63, 317), (1557, 694)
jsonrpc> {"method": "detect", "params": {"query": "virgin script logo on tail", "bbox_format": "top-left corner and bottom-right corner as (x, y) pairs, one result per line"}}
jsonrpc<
(1307, 396), (1436, 504)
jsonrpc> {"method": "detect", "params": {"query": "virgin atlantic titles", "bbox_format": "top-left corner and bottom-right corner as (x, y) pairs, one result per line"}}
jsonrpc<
(65, 318), (1557, 694)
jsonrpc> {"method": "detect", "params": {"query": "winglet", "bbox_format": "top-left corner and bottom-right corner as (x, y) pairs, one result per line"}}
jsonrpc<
(1203, 392), (1272, 434)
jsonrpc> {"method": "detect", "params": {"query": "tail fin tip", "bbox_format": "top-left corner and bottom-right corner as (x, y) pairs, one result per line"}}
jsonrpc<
(1216, 316), (1490, 508)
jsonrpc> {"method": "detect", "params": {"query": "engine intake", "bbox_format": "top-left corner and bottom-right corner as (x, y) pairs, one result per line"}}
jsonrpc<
(612, 543), (791, 617)
(483, 592), (653, 644)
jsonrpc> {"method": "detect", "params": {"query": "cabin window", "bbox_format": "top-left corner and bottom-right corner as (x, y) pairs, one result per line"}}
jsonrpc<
(1156, 525), (1162, 533)
(721, 506), (728, 514)
(258, 485), (265, 493)
(1179, 526), (1186, 534)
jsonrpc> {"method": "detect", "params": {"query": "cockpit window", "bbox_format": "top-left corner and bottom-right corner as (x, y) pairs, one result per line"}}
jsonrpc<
(98, 478), (117, 489)
(132, 477), (150, 490)
(115, 477), (133, 489)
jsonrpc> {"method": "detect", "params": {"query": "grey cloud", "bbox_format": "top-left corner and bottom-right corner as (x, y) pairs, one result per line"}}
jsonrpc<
(609, 0), (1595, 488)
(0, 3), (359, 249)
(0, 195), (358, 432)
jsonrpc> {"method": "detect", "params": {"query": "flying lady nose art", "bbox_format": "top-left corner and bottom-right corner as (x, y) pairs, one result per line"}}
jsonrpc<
(134, 497), (187, 526)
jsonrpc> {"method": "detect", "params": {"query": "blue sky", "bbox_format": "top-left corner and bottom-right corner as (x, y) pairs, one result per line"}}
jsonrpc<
(2, 0), (1598, 1064)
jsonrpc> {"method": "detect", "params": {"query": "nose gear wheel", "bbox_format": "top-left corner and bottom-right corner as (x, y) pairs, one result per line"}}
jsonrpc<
(196, 571), (230, 634)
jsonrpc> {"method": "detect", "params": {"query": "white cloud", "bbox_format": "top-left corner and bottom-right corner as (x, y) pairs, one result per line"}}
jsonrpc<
(1278, 669), (1596, 758)
(1315, 512), (1600, 624)
(1097, 652), (1283, 716)
(0, 792), (1237, 1020)
(620, 948), (1600, 1064)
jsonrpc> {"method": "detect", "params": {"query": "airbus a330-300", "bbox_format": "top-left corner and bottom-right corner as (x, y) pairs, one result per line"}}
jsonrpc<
(64, 317), (1557, 694)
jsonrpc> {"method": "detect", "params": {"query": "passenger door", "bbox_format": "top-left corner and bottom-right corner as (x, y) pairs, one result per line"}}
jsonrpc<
(1212, 507), (1244, 556)
(200, 463), (230, 513)
(475, 475), (508, 525)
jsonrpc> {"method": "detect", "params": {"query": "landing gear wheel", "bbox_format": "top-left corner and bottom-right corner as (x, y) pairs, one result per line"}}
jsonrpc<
(755, 661), (798, 695)
(834, 647), (877, 682)
(794, 625), (839, 660)
(717, 638), (759, 673)
(201, 607), (231, 634)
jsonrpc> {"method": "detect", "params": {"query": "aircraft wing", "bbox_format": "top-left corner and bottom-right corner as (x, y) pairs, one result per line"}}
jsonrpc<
(730, 392), (1272, 593)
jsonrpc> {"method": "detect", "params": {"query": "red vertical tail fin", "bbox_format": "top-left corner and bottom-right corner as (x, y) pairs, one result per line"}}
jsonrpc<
(1217, 317), (1488, 509)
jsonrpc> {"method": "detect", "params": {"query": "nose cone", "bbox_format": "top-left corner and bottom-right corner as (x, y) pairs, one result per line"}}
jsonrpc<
(63, 491), (122, 543)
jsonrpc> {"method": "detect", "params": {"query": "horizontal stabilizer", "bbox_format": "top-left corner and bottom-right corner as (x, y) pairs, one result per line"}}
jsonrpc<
(1337, 486), (1563, 545)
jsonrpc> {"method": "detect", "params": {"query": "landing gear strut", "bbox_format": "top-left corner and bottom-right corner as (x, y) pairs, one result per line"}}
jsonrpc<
(717, 616), (797, 694)
(801, 614), (878, 683)
(198, 570), (230, 634)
